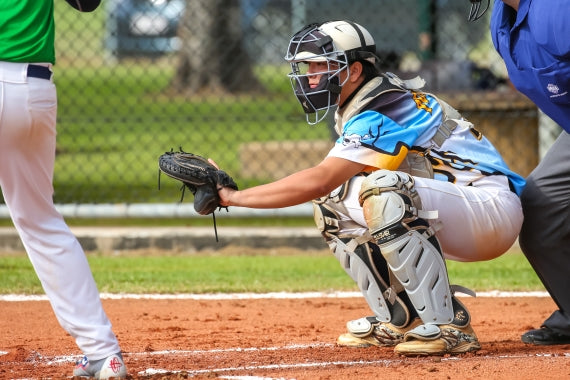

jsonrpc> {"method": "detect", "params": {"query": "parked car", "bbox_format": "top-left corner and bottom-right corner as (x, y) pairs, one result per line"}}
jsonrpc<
(105, 0), (185, 57)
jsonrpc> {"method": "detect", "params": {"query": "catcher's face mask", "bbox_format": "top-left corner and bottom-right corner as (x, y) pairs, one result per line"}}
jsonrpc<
(285, 21), (378, 125)
(285, 23), (349, 125)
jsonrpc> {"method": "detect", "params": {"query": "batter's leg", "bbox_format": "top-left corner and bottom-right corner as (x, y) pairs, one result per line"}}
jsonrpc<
(0, 78), (121, 360)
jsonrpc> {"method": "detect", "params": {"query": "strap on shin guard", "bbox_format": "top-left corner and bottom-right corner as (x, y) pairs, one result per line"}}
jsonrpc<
(360, 170), (454, 324)
(379, 230), (454, 324)
(333, 238), (412, 327)
(313, 199), (412, 327)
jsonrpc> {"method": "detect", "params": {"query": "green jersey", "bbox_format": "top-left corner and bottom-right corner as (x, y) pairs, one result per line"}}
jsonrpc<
(0, 1), (56, 63)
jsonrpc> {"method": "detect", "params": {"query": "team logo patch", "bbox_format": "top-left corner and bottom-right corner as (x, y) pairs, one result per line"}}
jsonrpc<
(343, 133), (369, 148)
(547, 83), (568, 99)
(74, 355), (89, 370)
(547, 83), (560, 94)
(412, 91), (432, 113)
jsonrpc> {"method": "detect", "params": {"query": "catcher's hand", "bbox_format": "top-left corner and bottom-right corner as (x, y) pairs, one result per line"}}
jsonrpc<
(158, 149), (238, 215)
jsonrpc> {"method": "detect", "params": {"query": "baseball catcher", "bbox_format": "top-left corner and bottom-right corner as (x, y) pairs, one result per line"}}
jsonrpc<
(158, 149), (238, 216)
(212, 20), (525, 356)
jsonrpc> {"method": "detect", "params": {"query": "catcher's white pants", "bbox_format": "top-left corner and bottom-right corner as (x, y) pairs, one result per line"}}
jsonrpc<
(0, 61), (120, 360)
(335, 174), (523, 262)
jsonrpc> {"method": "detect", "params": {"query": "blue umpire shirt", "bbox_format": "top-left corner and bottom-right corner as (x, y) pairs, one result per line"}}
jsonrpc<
(490, 0), (570, 133)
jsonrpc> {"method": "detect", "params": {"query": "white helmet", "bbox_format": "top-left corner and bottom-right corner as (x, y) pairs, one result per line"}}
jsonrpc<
(285, 20), (378, 125)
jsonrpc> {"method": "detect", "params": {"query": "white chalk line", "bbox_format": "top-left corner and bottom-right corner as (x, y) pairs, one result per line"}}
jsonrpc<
(0, 343), (334, 364)
(1, 343), (569, 379)
(140, 359), (400, 376)
(0, 290), (550, 302)
(137, 351), (570, 377)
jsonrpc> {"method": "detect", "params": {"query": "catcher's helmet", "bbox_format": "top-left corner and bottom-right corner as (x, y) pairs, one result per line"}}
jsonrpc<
(285, 20), (378, 125)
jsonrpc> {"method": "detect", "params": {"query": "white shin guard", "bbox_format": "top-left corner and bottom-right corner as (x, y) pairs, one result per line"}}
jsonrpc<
(331, 237), (393, 322)
(360, 170), (454, 325)
(313, 197), (412, 327)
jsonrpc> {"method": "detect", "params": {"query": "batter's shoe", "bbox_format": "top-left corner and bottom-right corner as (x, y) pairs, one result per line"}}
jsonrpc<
(337, 316), (423, 347)
(73, 352), (127, 379)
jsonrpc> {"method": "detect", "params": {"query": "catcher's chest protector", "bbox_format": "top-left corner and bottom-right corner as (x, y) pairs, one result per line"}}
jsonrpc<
(334, 73), (463, 180)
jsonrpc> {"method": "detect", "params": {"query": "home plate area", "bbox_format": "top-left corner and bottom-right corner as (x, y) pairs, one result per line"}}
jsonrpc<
(1, 293), (569, 379)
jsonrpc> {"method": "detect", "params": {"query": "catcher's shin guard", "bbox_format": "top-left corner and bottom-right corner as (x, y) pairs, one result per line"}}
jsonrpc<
(313, 191), (413, 328)
(359, 170), (454, 324)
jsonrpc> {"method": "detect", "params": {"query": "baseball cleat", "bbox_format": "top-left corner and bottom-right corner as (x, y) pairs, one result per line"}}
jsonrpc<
(73, 352), (127, 379)
(337, 316), (422, 347)
(394, 323), (481, 356)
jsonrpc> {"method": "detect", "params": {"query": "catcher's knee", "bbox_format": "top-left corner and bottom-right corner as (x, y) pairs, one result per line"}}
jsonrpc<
(359, 170), (428, 242)
(312, 180), (363, 242)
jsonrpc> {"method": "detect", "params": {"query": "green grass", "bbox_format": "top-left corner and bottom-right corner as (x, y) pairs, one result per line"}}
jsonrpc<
(0, 249), (544, 295)
(0, 216), (316, 228)
(48, 62), (329, 204)
(49, 62), (321, 204)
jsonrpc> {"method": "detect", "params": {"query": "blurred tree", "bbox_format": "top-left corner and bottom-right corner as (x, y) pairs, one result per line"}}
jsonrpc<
(172, 0), (263, 95)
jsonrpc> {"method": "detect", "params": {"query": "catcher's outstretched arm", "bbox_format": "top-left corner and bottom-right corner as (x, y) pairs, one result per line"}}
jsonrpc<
(218, 157), (366, 209)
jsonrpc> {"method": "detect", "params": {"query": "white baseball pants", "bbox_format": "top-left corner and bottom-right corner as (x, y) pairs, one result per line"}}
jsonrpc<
(332, 173), (523, 262)
(0, 61), (120, 360)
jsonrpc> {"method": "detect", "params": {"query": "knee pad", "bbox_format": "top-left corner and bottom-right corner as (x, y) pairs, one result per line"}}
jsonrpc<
(359, 170), (434, 241)
(359, 170), (454, 324)
(312, 179), (365, 243)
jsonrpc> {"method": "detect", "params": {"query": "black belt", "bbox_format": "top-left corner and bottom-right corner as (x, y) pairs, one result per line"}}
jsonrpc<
(27, 64), (52, 80)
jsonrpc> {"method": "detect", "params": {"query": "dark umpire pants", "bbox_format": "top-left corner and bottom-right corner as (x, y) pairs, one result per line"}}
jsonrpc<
(519, 131), (570, 334)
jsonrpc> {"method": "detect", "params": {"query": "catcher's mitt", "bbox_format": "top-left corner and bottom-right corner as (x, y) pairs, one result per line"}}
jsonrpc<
(158, 149), (238, 216)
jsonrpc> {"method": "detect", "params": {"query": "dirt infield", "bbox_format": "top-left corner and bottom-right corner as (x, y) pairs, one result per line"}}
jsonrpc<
(1, 295), (570, 379)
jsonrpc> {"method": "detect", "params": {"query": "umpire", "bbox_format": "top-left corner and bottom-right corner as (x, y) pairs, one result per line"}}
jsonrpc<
(489, 0), (570, 345)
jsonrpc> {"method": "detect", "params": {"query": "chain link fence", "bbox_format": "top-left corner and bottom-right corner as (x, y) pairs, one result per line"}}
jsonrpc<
(1, 0), (561, 211)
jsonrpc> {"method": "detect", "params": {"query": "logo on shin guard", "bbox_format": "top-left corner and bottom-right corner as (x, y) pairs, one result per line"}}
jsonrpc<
(455, 310), (467, 322)
(372, 225), (408, 244)
(373, 230), (392, 242)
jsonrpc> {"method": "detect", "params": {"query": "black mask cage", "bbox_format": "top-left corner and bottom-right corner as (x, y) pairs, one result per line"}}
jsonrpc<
(285, 23), (350, 125)
(292, 71), (341, 114)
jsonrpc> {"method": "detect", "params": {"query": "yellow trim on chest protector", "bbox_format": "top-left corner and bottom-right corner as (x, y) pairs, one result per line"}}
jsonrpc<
(374, 145), (409, 171)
